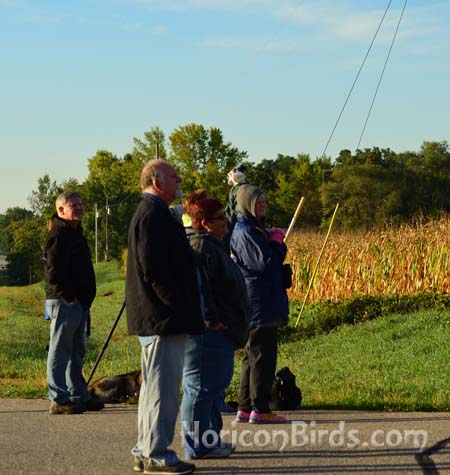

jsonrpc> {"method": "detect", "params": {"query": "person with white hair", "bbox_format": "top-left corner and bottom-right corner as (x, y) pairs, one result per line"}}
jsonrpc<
(45, 191), (102, 415)
(126, 159), (204, 475)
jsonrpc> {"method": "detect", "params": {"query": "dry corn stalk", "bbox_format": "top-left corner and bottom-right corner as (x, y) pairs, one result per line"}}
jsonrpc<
(286, 216), (450, 302)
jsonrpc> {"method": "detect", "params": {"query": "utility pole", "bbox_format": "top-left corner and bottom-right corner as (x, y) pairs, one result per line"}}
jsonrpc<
(95, 203), (99, 264)
(105, 197), (109, 261)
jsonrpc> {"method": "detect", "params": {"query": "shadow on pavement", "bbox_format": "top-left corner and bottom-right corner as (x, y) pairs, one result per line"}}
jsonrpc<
(415, 436), (450, 475)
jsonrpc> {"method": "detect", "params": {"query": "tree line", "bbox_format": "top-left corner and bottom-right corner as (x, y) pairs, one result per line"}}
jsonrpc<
(1, 123), (449, 285)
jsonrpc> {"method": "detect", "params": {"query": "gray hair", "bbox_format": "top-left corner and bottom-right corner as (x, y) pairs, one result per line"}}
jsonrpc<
(140, 159), (167, 190)
(55, 191), (82, 210)
(236, 185), (265, 219)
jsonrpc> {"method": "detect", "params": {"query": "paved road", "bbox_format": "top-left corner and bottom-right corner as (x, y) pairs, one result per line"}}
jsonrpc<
(1, 399), (449, 475)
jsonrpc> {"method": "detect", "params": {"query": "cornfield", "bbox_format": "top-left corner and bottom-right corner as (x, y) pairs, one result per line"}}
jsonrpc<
(286, 216), (450, 302)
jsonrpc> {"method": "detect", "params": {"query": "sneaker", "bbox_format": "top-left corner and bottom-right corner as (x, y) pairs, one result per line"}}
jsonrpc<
(49, 401), (86, 415)
(222, 441), (236, 454)
(133, 455), (145, 472)
(143, 460), (195, 475)
(235, 410), (250, 423)
(249, 410), (288, 424)
(83, 398), (105, 411)
(190, 446), (233, 460)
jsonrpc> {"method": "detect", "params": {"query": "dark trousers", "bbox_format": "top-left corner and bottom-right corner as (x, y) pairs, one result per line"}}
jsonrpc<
(238, 324), (278, 413)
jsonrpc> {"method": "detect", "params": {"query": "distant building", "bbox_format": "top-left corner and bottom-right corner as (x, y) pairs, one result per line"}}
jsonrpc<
(0, 254), (7, 271)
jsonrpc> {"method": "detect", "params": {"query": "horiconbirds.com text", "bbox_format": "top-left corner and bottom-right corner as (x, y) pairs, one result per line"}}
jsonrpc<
(181, 420), (428, 452)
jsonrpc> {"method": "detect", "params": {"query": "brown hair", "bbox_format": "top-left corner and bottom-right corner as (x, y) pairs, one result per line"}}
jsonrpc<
(182, 189), (209, 216)
(189, 199), (224, 229)
(48, 215), (56, 231)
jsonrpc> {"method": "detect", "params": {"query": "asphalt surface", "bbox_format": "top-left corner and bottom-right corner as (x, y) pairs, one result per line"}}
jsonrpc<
(1, 398), (450, 475)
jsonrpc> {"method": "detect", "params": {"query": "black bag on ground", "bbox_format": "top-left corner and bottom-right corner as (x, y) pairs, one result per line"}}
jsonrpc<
(269, 366), (302, 411)
(281, 263), (292, 289)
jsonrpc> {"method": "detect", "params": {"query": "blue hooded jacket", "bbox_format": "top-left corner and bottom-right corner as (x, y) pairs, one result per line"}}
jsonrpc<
(230, 186), (289, 326)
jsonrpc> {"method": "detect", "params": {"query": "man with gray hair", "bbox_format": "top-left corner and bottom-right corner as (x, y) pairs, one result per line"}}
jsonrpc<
(126, 160), (203, 475)
(45, 191), (102, 414)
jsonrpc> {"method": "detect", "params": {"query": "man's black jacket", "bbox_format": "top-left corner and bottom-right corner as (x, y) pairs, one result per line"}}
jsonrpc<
(44, 215), (96, 310)
(125, 196), (204, 336)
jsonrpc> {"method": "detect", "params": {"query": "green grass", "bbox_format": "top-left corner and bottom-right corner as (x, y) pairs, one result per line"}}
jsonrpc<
(0, 261), (140, 398)
(275, 309), (450, 411)
(1, 261), (449, 410)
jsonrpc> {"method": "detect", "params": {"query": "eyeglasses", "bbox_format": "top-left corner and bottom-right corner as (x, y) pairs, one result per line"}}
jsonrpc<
(208, 213), (227, 222)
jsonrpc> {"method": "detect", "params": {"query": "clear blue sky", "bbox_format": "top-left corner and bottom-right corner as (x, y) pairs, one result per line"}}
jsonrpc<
(1, 0), (449, 213)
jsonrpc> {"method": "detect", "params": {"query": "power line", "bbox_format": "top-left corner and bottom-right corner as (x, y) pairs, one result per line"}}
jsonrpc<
(356, 0), (408, 151)
(320, 0), (394, 159)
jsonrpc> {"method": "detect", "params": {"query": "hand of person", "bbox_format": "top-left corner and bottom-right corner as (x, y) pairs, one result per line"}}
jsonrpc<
(205, 321), (227, 330)
(268, 227), (285, 244)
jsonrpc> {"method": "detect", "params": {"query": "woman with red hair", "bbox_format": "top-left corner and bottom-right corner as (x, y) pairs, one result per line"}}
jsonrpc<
(181, 198), (250, 460)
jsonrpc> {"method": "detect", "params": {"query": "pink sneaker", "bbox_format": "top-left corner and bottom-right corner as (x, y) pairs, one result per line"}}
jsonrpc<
(249, 410), (288, 424)
(235, 410), (251, 423)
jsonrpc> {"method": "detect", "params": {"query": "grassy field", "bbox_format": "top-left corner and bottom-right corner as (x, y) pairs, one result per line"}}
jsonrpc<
(1, 261), (449, 410)
(0, 261), (138, 398)
(276, 309), (450, 411)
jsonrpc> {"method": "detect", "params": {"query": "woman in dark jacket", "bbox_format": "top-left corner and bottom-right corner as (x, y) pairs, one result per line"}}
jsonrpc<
(230, 184), (289, 424)
(181, 198), (250, 459)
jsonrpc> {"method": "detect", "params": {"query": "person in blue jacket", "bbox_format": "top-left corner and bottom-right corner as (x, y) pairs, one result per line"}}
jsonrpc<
(230, 184), (289, 424)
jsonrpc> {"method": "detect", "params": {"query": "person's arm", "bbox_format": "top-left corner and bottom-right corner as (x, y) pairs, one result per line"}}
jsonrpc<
(136, 212), (180, 309)
(201, 247), (227, 329)
(235, 226), (273, 273)
(269, 239), (288, 263)
(235, 226), (288, 273)
(45, 233), (76, 302)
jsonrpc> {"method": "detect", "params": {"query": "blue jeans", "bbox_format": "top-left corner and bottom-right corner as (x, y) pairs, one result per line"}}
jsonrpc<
(132, 334), (187, 466)
(46, 299), (90, 404)
(181, 329), (237, 458)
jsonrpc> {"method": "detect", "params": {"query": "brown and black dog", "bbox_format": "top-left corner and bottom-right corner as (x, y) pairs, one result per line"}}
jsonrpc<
(89, 366), (302, 410)
(88, 370), (142, 403)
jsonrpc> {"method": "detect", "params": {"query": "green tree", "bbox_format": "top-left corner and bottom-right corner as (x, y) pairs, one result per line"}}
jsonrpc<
(6, 216), (44, 285)
(240, 155), (326, 228)
(321, 148), (404, 228)
(392, 141), (450, 219)
(0, 207), (37, 285)
(270, 154), (327, 228)
(82, 150), (140, 260)
(121, 153), (143, 194)
(169, 124), (247, 202)
(125, 127), (168, 195)
(0, 207), (43, 285)
(0, 207), (33, 254)
(419, 141), (450, 212)
(28, 174), (61, 221)
(133, 126), (167, 162)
